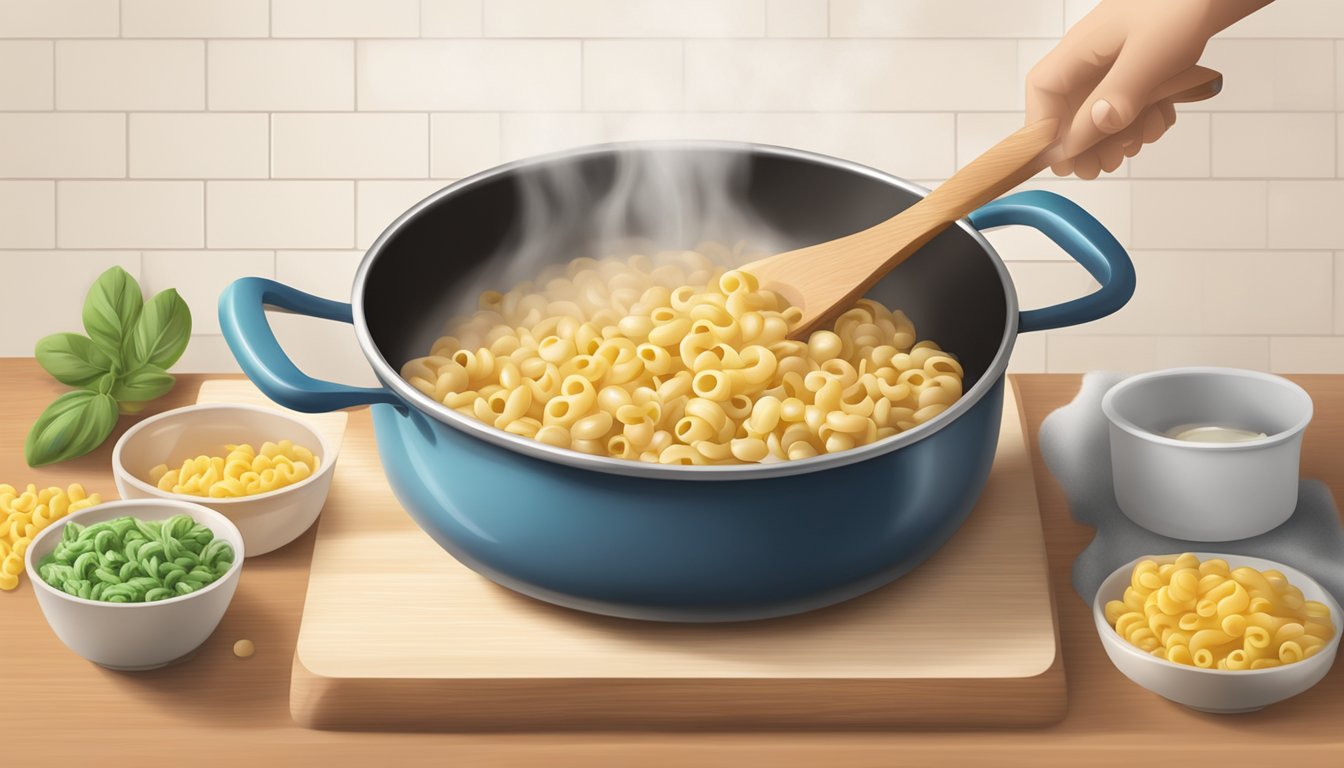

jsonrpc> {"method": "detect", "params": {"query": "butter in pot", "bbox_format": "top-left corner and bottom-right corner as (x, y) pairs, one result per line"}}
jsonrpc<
(1164, 424), (1268, 443)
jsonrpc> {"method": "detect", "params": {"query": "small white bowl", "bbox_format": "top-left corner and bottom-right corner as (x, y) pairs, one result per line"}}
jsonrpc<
(1102, 367), (1312, 541)
(112, 403), (336, 556)
(1093, 553), (1341, 713)
(25, 499), (245, 671)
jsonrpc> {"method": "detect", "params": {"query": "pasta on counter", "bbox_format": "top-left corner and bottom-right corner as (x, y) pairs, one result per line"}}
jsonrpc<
(0, 483), (102, 591)
(149, 440), (318, 498)
(1106, 553), (1337, 670)
(400, 248), (965, 465)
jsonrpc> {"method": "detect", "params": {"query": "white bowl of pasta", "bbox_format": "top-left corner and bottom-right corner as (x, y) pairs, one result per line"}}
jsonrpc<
(1093, 552), (1341, 713)
(112, 404), (337, 557)
(25, 498), (244, 670)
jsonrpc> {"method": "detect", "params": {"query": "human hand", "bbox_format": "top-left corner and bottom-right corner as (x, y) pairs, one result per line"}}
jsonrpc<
(1027, 0), (1273, 179)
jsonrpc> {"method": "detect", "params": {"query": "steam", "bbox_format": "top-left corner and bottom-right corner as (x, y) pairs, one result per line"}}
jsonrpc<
(446, 144), (792, 315)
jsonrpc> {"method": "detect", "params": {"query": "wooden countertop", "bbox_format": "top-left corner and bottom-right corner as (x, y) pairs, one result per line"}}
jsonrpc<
(3, 358), (1341, 766)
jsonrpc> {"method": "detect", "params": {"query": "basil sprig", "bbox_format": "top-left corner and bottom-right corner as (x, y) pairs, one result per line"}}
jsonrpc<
(26, 267), (192, 467)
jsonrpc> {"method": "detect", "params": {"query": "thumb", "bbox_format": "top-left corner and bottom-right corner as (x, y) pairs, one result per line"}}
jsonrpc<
(1060, 45), (1193, 159)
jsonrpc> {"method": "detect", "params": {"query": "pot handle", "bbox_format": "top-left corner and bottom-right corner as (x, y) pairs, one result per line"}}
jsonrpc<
(967, 189), (1135, 334)
(219, 277), (401, 412)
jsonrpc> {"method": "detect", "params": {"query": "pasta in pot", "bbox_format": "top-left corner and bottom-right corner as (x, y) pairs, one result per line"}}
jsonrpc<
(400, 248), (965, 465)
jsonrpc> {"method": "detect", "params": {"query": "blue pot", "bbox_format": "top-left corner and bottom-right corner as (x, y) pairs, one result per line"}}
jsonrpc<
(220, 142), (1134, 621)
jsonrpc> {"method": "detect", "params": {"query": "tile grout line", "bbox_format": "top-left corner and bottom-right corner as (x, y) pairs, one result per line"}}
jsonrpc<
(51, 177), (58, 248)
(350, 39), (359, 111)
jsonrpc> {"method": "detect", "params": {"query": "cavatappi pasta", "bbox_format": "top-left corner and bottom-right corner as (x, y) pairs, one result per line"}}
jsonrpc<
(400, 249), (965, 465)
(148, 441), (319, 498)
(0, 483), (102, 591)
(37, 514), (235, 602)
(1105, 553), (1337, 670)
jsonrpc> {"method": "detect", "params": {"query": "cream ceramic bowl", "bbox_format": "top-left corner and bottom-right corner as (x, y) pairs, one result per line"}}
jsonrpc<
(1102, 368), (1312, 542)
(1093, 553), (1340, 713)
(112, 403), (336, 556)
(25, 499), (244, 671)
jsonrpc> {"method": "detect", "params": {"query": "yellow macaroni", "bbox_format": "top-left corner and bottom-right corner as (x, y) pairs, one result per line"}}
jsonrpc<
(148, 440), (319, 498)
(0, 483), (102, 591)
(1105, 553), (1337, 670)
(400, 249), (965, 465)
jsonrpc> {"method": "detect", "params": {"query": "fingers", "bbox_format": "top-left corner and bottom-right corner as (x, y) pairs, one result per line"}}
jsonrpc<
(1072, 152), (1102, 180)
(1025, 18), (1122, 143)
(1059, 38), (1201, 159)
(1097, 140), (1126, 174)
(1051, 101), (1179, 179)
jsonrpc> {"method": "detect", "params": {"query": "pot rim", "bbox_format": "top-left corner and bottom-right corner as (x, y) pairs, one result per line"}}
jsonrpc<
(352, 139), (1020, 480)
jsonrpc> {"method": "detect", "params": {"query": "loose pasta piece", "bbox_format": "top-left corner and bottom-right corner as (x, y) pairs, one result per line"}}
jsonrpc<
(0, 483), (103, 590)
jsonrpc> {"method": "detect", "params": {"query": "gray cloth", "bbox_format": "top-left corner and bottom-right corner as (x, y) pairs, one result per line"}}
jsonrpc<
(1037, 372), (1344, 605)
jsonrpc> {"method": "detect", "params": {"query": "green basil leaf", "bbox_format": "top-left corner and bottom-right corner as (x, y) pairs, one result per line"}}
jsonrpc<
(130, 288), (191, 369)
(82, 266), (143, 360)
(24, 390), (120, 468)
(112, 364), (175, 403)
(34, 333), (114, 388)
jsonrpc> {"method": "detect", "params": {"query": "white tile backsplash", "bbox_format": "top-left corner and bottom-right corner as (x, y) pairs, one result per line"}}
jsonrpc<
(208, 41), (356, 111)
(421, 0), (484, 37)
(582, 40), (684, 112)
(357, 40), (581, 111)
(206, 181), (355, 249)
(355, 180), (449, 248)
(1212, 113), (1336, 177)
(129, 113), (270, 179)
(685, 39), (1020, 111)
(767, 0), (828, 38)
(1268, 181), (1344, 249)
(429, 113), (501, 178)
(0, 42), (55, 110)
(829, 0), (1063, 38)
(140, 251), (275, 335)
(58, 181), (204, 249)
(3, 3), (1344, 375)
(0, 0), (119, 38)
(1194, 40), (1336, 112)
(0, 181), (55, 249)
(1132, 181), (1267, 250)
(271, 0), (420, 38)
(0, 252), (141, 356)
(270, 113), (430, 178)
(483, 0), (765, 38)
(0, 113), (125, 177)
(55, 41), (205, 111)
(120, 0), (270, 38)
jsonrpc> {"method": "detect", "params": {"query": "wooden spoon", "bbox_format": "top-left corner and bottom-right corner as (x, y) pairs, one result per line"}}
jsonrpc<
(745, 66), (1224, 337)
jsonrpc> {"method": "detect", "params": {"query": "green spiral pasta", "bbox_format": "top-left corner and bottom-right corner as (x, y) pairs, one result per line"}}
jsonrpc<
(37, 514), (235, 603)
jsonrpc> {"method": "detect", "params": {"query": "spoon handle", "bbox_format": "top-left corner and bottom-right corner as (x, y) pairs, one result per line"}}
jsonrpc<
(752, 66), (1223, 337)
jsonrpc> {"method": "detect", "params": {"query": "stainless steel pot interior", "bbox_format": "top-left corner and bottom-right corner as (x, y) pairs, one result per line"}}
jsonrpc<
(353, 141), (1018, 479)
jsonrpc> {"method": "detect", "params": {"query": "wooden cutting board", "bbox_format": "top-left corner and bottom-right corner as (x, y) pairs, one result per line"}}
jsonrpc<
(269, 378), (1063, 730)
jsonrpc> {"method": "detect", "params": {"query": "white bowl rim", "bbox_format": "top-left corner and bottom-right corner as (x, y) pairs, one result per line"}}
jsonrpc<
(1091, 551), (1342, 677)
(24, 498), (245, 609)
(1100, 367), (1314, 452)
(111, 402), (336, 505)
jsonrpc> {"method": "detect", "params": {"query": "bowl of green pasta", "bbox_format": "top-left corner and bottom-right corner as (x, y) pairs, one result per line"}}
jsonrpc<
(24, 498), (244, 670)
